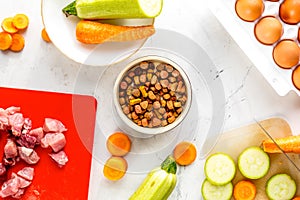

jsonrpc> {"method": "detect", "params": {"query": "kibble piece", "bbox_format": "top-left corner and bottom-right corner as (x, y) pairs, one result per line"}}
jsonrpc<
(134, 67), (142, 76)
(134, 76), (140, 85)
(165, 64), (174, 73)
(160, 80), (169, 88)
(168, 115), (176, 124)
(169, 83), (178, 92)
(141, 118), (148, 127)
(161, 99), (166, 107)
(144, 112), (153, 120)
(177, 81), (183, 91)
(140, 61), (149, 70)
(129, 98), (141, 105)
(172, 70), (180, 77)
(176, 107), (183, 114)
(157, 63), (165, 71)
(153, 101), (161, 109)
(148, 62), (155, 70)
(158, 107), (166, 114)
(119, 97), (126, 105)
(120, 81), (128, 90)
(152, 118), (162, 127)
(132, 88), (141, 97)
(174, 102), (181, 108)
(162, 88), (168, 94)
(140, 101), (148, 110)
(122, 106), (130, 115)
(147, 73), (153, 81)
(139, 86), (148, 97)
(160, 70), (169, 79)
(168, 76), (176, 83)
(124, 76), (132, 84)
(150, 75), (158, 85)
(137, 120), (142, 126)
(163, 93), (171, 100)
(154, 110), (163, 119)
(148, 91), (156, 100)
(127, 113), (132, 119)
(128, 71), (135, 77)
(167, 101), (174, 110)
(155, 83), (162, 91)
(161, 120), (168, 127)
(132, 112), (139, 120)
(140, 74), (147, 83)
(135, 105), (143, 114)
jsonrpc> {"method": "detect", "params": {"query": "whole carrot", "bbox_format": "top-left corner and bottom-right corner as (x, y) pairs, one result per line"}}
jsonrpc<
(76, 20), (155, 44)
(262, 135), (300, 154)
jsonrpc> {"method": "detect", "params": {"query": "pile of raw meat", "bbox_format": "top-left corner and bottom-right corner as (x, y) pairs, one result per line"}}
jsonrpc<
(0, 106), (69, 198)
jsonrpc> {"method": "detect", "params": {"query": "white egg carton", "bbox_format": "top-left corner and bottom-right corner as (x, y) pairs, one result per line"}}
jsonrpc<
(208, 0), (300, 96)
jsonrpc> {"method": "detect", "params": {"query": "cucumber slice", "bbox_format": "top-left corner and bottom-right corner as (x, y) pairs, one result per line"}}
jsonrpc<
(238, 146), (270, 179)
(266, 173), (296, 200)
(201, 179), (233, 200)
(204, 153), (236, 185)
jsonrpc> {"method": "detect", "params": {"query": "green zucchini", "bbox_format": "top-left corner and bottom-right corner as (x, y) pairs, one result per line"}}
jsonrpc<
(129, 156), (177, 200)
(62, 0), (163, 19)
(266, 173), (296, 200)
(238, 146), (270, 179)
(204, 153), (236, 185)
(201, 179), (233, 200)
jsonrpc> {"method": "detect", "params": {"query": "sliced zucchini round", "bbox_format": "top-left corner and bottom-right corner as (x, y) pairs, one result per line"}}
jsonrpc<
(201, 179), (233, 200)
(204, 153), (236, 185)
(266, 173), (296, 200)
(238, 146), (270, 179)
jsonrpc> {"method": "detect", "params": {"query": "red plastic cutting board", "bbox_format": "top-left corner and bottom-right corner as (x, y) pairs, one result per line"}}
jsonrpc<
(0, 87), (97, 200)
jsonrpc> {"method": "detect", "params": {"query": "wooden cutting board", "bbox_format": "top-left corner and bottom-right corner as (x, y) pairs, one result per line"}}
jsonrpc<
(209, 118), (300, 199)
(0, 87), (97, 200)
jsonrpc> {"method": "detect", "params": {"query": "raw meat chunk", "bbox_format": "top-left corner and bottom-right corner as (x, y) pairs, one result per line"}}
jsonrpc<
(8, 113), (24, 136)
(49, 151), (68, 167)
(0, 174), (19, 198)
(18, 147), (40, 165)
(28, 127), (44, 144)
(17, 167), (34, 181)
(41, 133), (66, 152)
(4, 139), (18, 159)
(43, 118), (67, 133)
(16, 134), (37, 149)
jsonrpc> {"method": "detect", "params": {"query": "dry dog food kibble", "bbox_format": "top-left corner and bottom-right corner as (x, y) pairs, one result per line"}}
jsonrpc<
(118, 60), (187, 128)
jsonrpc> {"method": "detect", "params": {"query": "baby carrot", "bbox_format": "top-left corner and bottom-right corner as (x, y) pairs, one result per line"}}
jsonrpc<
(9, 33), (25, 52)
(262, 135), (300, 154)
(0, 32), (12, 50)
(1, 17), (18, 34)
(173, 141), (197, 166)
(106, 132), (131, 156)
(12, 14), (29, 30)
(233, 180), (257, 200)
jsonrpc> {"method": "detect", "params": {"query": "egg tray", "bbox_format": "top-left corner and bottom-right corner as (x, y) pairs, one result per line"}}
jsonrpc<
(209, 0), (300, 96)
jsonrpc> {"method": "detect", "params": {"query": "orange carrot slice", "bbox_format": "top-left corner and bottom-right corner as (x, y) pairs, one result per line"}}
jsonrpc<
(173, 141), (197, 166)
(106, 132), (131, 156)
(9, 33), (25, 52)
(0, 32), (12, 50)
(233, 180), (257, 200)
(1, 17), (18, 34)
(103, 156), (127, 181)
(41, 28), (51, 43)
(262, 135), (300, 154)
(76, 20), (155, 44)
(12, 14), (29, 30)
(293, 197), (300, 200)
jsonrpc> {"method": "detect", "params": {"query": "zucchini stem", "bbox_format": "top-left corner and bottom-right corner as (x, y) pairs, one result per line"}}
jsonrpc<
(62, 1), (77, 17)
(161, 156), (177, 174)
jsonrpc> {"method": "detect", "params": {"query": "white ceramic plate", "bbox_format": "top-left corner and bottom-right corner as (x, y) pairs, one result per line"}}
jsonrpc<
(41, 0), (154, 66)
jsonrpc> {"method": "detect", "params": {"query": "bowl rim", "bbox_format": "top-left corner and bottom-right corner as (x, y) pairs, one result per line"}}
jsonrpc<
(113, 55), (192, 136)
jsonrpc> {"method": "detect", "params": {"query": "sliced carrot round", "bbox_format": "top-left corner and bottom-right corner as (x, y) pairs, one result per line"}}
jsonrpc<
(1, 17), (18, 34)
(0, 32), (12, 50)
(233, 180), (257, 200)
(103, 156), (127, 181)
(12, 14), (29, 30)
(173, 141), (197, 166)
(9, 33), (25, 52)
(41, 28), (51, 43)
(293, 197), (300, 200)
(106, 132), (131, 156)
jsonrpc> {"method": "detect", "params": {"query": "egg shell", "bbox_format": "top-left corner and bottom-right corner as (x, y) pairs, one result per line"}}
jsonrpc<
(254, 16), (283, 45)
(279, 0), (300, 25)
(235, 0), (265, 22)
(272, 39), (300, 69)
(292, 65), (300, 89)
